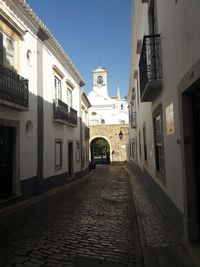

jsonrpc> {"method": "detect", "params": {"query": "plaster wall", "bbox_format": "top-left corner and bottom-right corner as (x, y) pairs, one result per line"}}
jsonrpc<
(42, 48), (81, 179)
(0, 5), (38, 182)
(128, 0), (200, 213)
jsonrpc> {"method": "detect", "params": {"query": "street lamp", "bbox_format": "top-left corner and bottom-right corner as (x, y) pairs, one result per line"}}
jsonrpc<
(119, 130), (123, 140)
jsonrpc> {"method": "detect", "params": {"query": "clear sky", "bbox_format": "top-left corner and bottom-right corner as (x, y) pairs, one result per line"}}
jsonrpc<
(26, 0), (131, 98)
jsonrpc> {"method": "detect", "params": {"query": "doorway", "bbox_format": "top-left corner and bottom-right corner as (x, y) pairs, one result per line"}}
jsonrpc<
(0, 126), (13, 198)
(181, 86), (200, 241)
(68, 141), (73, 179)
(192, 89), (200, 238)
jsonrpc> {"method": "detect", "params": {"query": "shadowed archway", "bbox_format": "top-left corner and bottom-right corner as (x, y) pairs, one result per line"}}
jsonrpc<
(90, 137), (110, 165)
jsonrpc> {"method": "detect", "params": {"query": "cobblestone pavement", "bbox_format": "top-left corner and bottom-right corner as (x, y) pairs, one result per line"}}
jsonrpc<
(0, 165), (142, 267)
(125, 165), (194, 267)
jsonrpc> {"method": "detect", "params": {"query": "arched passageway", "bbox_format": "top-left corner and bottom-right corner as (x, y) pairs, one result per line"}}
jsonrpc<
(90, 137), (110, 165)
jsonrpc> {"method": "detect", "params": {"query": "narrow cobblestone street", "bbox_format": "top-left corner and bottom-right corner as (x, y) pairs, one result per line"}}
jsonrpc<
(0, 165), (142, 267)
(0, 164), (195, 267)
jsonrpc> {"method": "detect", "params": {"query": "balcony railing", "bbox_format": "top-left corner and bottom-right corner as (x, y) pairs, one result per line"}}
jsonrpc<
(53, 99), (77, 126)
(0, 64), (29, 109)
(139, 34), (162, 102)
(69, 106), (77, 126)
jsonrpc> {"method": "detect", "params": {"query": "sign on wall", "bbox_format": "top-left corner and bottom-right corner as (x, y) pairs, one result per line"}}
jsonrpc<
(166, 103), (174, 135)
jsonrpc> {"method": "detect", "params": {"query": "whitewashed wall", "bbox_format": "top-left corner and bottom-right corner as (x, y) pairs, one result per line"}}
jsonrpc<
(128, 0), (200, 213)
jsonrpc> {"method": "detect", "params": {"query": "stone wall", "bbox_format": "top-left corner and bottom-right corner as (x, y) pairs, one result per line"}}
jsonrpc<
(89, 124), (129, 162)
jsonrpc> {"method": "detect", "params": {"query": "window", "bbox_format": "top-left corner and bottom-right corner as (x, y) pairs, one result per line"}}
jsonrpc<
(121, 104), (124, 110)
(0, 31), (16, 70)
(153, 104), (165, 182)
(136, 40), (142, 54)
(101, 119), (105, 124)
(149, 0), (158, 35)
(5, 37), (14, 67)
(55, 140), (62, 170)
(54, 76), (62, 100)
(143, 123), (148, 164)
(97, 75), (103, 84)
(67, 88), (72, 107)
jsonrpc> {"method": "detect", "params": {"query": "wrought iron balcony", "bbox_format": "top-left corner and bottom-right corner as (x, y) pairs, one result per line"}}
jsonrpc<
(0, 64), (29, 110)
(53, 99), (77, 127)
(139, 34), (162, 102)
(69, 106), (77, 126)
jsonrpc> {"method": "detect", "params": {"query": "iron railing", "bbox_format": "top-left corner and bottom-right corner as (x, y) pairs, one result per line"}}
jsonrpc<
(0, 64), (29, 108)
(139, 34), (162, 99)
(69, 106), (77, 125)
(53, 99), (77, 126)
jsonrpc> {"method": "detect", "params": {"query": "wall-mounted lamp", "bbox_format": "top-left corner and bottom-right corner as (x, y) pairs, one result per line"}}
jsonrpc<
(119, 130), (123, 140)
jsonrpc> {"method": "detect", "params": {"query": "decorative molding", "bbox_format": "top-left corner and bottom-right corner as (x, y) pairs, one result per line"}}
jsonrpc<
(52, 65), (64, 78)
(0, 9), (26, 38)
(66, 79), (75, 89)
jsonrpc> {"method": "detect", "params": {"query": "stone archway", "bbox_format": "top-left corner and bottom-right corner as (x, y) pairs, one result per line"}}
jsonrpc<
(90, 137), (111, 165)
(89, 124), (129, 163)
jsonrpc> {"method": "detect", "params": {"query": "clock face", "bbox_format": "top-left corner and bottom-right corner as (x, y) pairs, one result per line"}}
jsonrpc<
(97, 75), (103, 84)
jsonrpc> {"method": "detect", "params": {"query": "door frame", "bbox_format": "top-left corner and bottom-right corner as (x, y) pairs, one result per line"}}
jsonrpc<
(0, 118), (20, 197)
(178, 58), (200, 241)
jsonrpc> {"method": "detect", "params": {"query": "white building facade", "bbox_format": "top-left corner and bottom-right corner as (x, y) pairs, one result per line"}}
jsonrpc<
(0, 0), (87, 202)
(88, 67), (129, 162)
(88, 67), (129, 126)
(128, 0), (200, 243)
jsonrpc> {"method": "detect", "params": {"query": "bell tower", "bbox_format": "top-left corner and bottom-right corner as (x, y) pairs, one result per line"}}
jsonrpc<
(92, 66), (108, 98)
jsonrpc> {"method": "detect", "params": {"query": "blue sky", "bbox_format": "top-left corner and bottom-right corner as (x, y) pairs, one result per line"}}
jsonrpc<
(26, 0), (131, 98)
